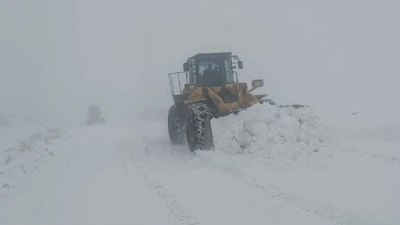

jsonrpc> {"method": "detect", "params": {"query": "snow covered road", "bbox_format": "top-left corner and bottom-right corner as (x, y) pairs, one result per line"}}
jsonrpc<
(1, 105), (399, 225)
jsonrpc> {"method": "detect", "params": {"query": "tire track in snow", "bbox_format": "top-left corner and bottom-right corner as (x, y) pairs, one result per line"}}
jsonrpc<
(115, 142), (200, 225)
(193, 153), (367, 225)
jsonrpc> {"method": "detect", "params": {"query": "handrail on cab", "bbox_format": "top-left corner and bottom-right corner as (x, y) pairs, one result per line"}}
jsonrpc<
(168, 71), (188, 96)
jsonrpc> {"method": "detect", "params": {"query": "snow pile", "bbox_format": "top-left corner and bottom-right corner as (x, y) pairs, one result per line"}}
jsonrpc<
(0, 128), (65, 196)
(211, 104), (332, 167)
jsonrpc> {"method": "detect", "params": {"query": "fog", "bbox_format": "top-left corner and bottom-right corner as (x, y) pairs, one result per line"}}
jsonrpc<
(1, 0), (399, 124)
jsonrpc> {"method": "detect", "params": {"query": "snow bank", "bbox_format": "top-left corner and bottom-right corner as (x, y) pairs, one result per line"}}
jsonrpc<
(211, 104), (332, 168)
(0, 128), (65, 196)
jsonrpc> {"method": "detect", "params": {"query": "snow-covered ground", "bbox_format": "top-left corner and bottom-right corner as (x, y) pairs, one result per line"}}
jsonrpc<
(0, 104), (399, 225)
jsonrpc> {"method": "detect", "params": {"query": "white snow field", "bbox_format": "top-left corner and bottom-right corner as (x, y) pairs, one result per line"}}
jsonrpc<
(0, 104), (399, 225)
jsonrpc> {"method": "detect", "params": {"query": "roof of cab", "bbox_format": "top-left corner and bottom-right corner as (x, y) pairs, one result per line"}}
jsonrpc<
(192, 52), (232, 59)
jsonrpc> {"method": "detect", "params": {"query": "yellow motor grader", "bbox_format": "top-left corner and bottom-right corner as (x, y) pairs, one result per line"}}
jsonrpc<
(168, 52), (266, 151)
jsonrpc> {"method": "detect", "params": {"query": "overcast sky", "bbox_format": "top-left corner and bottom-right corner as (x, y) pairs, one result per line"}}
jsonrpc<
(1, 0), (399, 124)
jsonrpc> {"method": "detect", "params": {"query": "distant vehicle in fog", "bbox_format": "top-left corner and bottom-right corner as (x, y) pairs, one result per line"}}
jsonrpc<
(86, 105), (106, 125)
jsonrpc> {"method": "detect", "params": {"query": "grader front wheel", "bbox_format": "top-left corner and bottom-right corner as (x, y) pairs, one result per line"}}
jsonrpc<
(168, 105), (185, 145)
(186, 103), (214, 152)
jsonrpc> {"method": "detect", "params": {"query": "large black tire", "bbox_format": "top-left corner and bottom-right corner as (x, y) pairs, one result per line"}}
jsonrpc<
(186, 103), (214, 152)
(168, 105), (185, 145)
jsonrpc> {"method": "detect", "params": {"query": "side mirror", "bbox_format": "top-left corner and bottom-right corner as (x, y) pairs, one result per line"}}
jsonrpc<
(183, 62), (189, 72)
(251, 79), (264, 89)
(238, 61), (243, 69)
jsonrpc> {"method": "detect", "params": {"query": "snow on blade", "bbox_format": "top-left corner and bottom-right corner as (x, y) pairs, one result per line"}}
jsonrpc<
(212, 103), (332, 167)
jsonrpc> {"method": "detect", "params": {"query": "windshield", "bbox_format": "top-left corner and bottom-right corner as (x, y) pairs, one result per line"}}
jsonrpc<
(195, 57), (234, 86)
